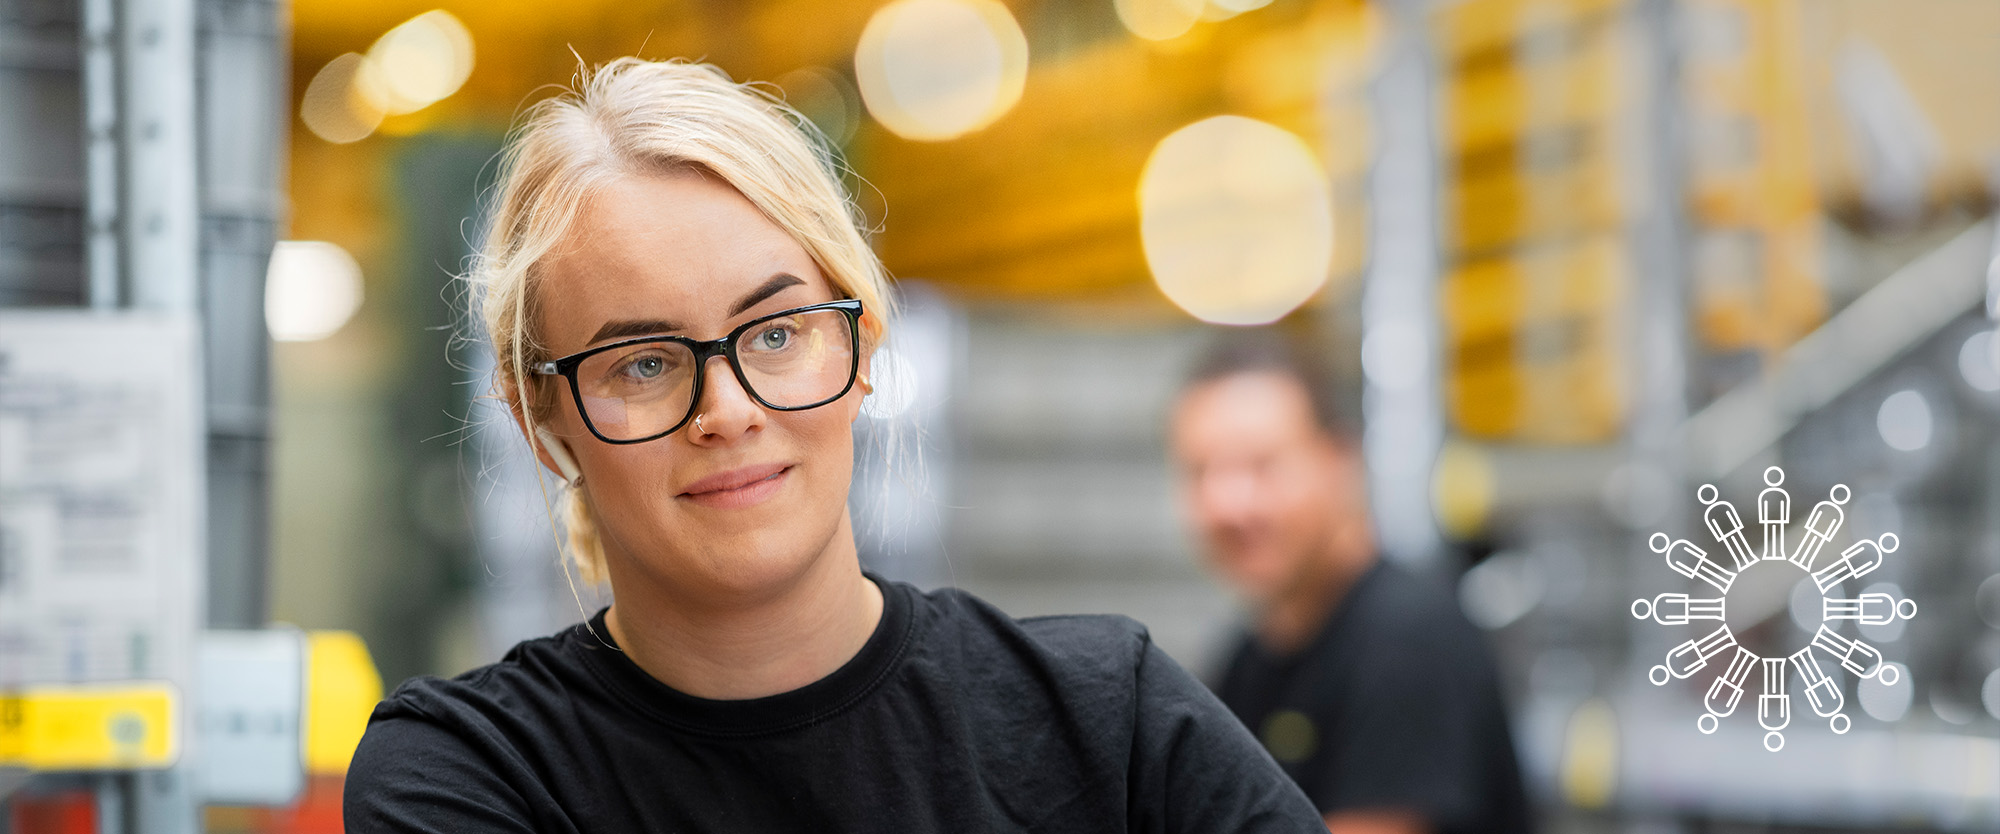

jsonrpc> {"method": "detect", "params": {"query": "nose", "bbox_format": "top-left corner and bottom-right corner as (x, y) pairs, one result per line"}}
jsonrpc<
(687, 354), (764, 443)
(1194, 467), (1260, 529)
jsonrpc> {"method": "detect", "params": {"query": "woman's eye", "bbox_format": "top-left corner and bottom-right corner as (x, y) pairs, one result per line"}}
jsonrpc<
(618, 353), (671, 380)
(755, 326), (792, 350)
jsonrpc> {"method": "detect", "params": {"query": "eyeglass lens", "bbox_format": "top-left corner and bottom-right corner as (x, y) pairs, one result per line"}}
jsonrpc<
(572, 308), (855, 440)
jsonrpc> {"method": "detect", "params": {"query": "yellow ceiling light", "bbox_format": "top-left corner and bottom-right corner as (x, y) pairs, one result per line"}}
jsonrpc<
(1138, 116), (1334, 325)
(355, 9), (474, 117)
(854, 0), (1028, 142)
(299, 53), (385, 144)
(1210, 0), (1275, 15)
(1114, 0), (1204, 41)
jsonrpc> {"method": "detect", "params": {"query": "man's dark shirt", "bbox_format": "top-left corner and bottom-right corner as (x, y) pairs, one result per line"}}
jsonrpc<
(1214, 561), (1531, 834)
(345, 577), (1323, 833)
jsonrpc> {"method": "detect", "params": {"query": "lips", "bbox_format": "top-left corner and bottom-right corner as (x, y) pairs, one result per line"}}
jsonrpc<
(678, 462), (793, 508)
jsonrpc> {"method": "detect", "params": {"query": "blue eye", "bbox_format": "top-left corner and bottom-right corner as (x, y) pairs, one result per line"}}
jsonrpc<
(756, 326), (792, 350)
(628, 356), (664, 378)
(614, 351), (678, 382)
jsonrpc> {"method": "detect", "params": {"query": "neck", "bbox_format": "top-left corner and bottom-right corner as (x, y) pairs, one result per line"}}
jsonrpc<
(603, 518), (884, 701)
(1256, 517), (1377, 655)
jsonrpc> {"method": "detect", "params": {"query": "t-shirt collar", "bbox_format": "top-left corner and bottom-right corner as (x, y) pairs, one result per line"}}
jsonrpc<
(571, 573), (917, 737)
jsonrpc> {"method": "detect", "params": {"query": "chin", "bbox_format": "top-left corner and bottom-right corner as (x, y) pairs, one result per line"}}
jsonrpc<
(629, 497), (848, 603)
(1214, 554), (1294, 604)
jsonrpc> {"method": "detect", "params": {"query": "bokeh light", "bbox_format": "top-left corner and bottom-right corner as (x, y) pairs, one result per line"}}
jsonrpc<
(1114, 0), (1204, 41)
(1858, 663), (1912, 721)
(1138, 115), (1333, 325)
(355, 10), (475, 117)
(854, 0), (1028, 142)
(1876, 389), (1933, 452)
(1960, 329), (2000, 392)
(299, 53), (384, 144)
(265, 241), (364, 342)
(297, 11), (472, 145)
(1210, 0), (1276, 14)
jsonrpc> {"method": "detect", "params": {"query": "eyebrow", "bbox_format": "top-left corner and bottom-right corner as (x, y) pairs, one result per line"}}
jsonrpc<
(585, 273), (808, 345)
(728, 273), (806, 317)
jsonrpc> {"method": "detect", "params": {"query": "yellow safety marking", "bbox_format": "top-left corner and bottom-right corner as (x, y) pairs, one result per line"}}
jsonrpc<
(0, 682), (179, 770)
(303, 630), (383, 774)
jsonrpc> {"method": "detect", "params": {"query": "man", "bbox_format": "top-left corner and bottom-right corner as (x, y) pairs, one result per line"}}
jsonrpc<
(1168, 334), (1530, 834)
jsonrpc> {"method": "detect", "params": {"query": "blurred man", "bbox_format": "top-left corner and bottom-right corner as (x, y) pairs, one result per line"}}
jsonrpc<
(1169, 335), (1529, 834)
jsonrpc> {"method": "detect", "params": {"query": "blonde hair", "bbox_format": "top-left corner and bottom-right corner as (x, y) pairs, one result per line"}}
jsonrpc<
(473, 58), (894, 584)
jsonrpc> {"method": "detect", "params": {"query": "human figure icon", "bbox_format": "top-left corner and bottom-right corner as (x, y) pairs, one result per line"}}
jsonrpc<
(1650, 532), (1736, 594)
(1812, 533), (1896, 593)
(1822, 591), (1917, 625)
(1759, 467), (1789, 560)
(1631, 593), (1725, 625)
(1811, 625), (1894, 682)
(1648, 624), (1738, 685)
(1698, 647), (1760, 734)
(1758, 656), (1790, 752)
(1788, 484), (1851, 570)
(1788, 647), (1851, 734)
(1698, 484), (1759, 570)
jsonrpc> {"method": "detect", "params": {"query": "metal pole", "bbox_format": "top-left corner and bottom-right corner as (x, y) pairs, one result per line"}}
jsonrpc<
(1361, 1), (1445, 571)
(196, 0), (285, 630)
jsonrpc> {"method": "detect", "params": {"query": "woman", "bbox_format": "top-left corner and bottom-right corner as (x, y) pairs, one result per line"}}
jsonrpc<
(344, 58), (1320, 833)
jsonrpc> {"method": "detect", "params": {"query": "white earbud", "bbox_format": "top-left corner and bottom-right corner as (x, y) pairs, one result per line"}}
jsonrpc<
(534, 427), (583, 486)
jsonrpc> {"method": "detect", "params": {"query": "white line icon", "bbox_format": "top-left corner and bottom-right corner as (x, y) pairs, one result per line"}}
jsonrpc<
(1699, 484), (1760, 570)
(1630, 593), (1726, 625)
(1649, 623), (1737, 684)
(1811, 534), (1896, 592)
(1788, 484), (1850, 570)
(1651, 533), (1737, 593)
(1759, 467), (1789, 560)
(1788, 646), (1851, 734)
(1758, 656), (1791, 752)
(1637, 466), (1915, 751)
(1810, 624), (1897, 683)
(1821, 592), (1917, 625)
(1698, 647), (1758, 733)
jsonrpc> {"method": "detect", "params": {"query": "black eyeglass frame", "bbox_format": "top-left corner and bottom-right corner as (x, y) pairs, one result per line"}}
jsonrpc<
(531, 299), (864, 445)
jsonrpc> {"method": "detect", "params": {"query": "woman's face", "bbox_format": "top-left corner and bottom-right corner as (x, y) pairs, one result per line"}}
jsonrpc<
(532, 170), (867, 603)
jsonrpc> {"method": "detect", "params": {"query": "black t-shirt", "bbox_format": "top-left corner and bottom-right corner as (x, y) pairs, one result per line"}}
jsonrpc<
(1214, 561), (1531, 834)
(344, 577), (1323, 832)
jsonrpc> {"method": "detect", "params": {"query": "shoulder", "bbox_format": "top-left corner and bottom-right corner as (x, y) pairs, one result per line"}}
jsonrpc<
(1345, 562), (1481, 645)
(352, 623), (607, 782)
(1320, 562), (1500, 696)
(345, 633), (596, 832)
(915, 584), (1153, 671)
(370, 628), (589, 728)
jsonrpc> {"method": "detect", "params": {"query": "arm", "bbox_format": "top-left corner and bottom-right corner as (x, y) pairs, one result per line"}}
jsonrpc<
(344, 714), (540, 834)
(1127, 639), (1326, 833)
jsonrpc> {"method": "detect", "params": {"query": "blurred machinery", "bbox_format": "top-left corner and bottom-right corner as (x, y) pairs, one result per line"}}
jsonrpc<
(0, 0), (383, 832)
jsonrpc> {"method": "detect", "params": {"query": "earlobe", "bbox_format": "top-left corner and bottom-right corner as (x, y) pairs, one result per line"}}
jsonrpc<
(535, 427), (584, 485)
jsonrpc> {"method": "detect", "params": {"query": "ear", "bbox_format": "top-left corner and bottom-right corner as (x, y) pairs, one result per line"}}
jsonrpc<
(847, 348), (876, 424)
(506, 391), (581, 485)
(536, 427), (584, 485)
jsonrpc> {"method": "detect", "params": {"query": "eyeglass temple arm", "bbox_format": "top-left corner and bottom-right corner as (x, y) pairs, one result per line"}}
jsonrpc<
(531, 361), (559, 375)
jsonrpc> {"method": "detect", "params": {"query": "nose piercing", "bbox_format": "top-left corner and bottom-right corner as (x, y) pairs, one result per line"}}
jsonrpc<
(694, 413), (708, 434)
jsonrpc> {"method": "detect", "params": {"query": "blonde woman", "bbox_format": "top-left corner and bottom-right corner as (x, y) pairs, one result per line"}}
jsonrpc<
(344, 59), (1320, 833)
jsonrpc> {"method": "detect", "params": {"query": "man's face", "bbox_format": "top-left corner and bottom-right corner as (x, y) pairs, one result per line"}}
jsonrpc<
(1169, 372), (1356, 605)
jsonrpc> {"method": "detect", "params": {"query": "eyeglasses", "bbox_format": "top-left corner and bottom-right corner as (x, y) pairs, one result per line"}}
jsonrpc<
(532, 299), (863, 444)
